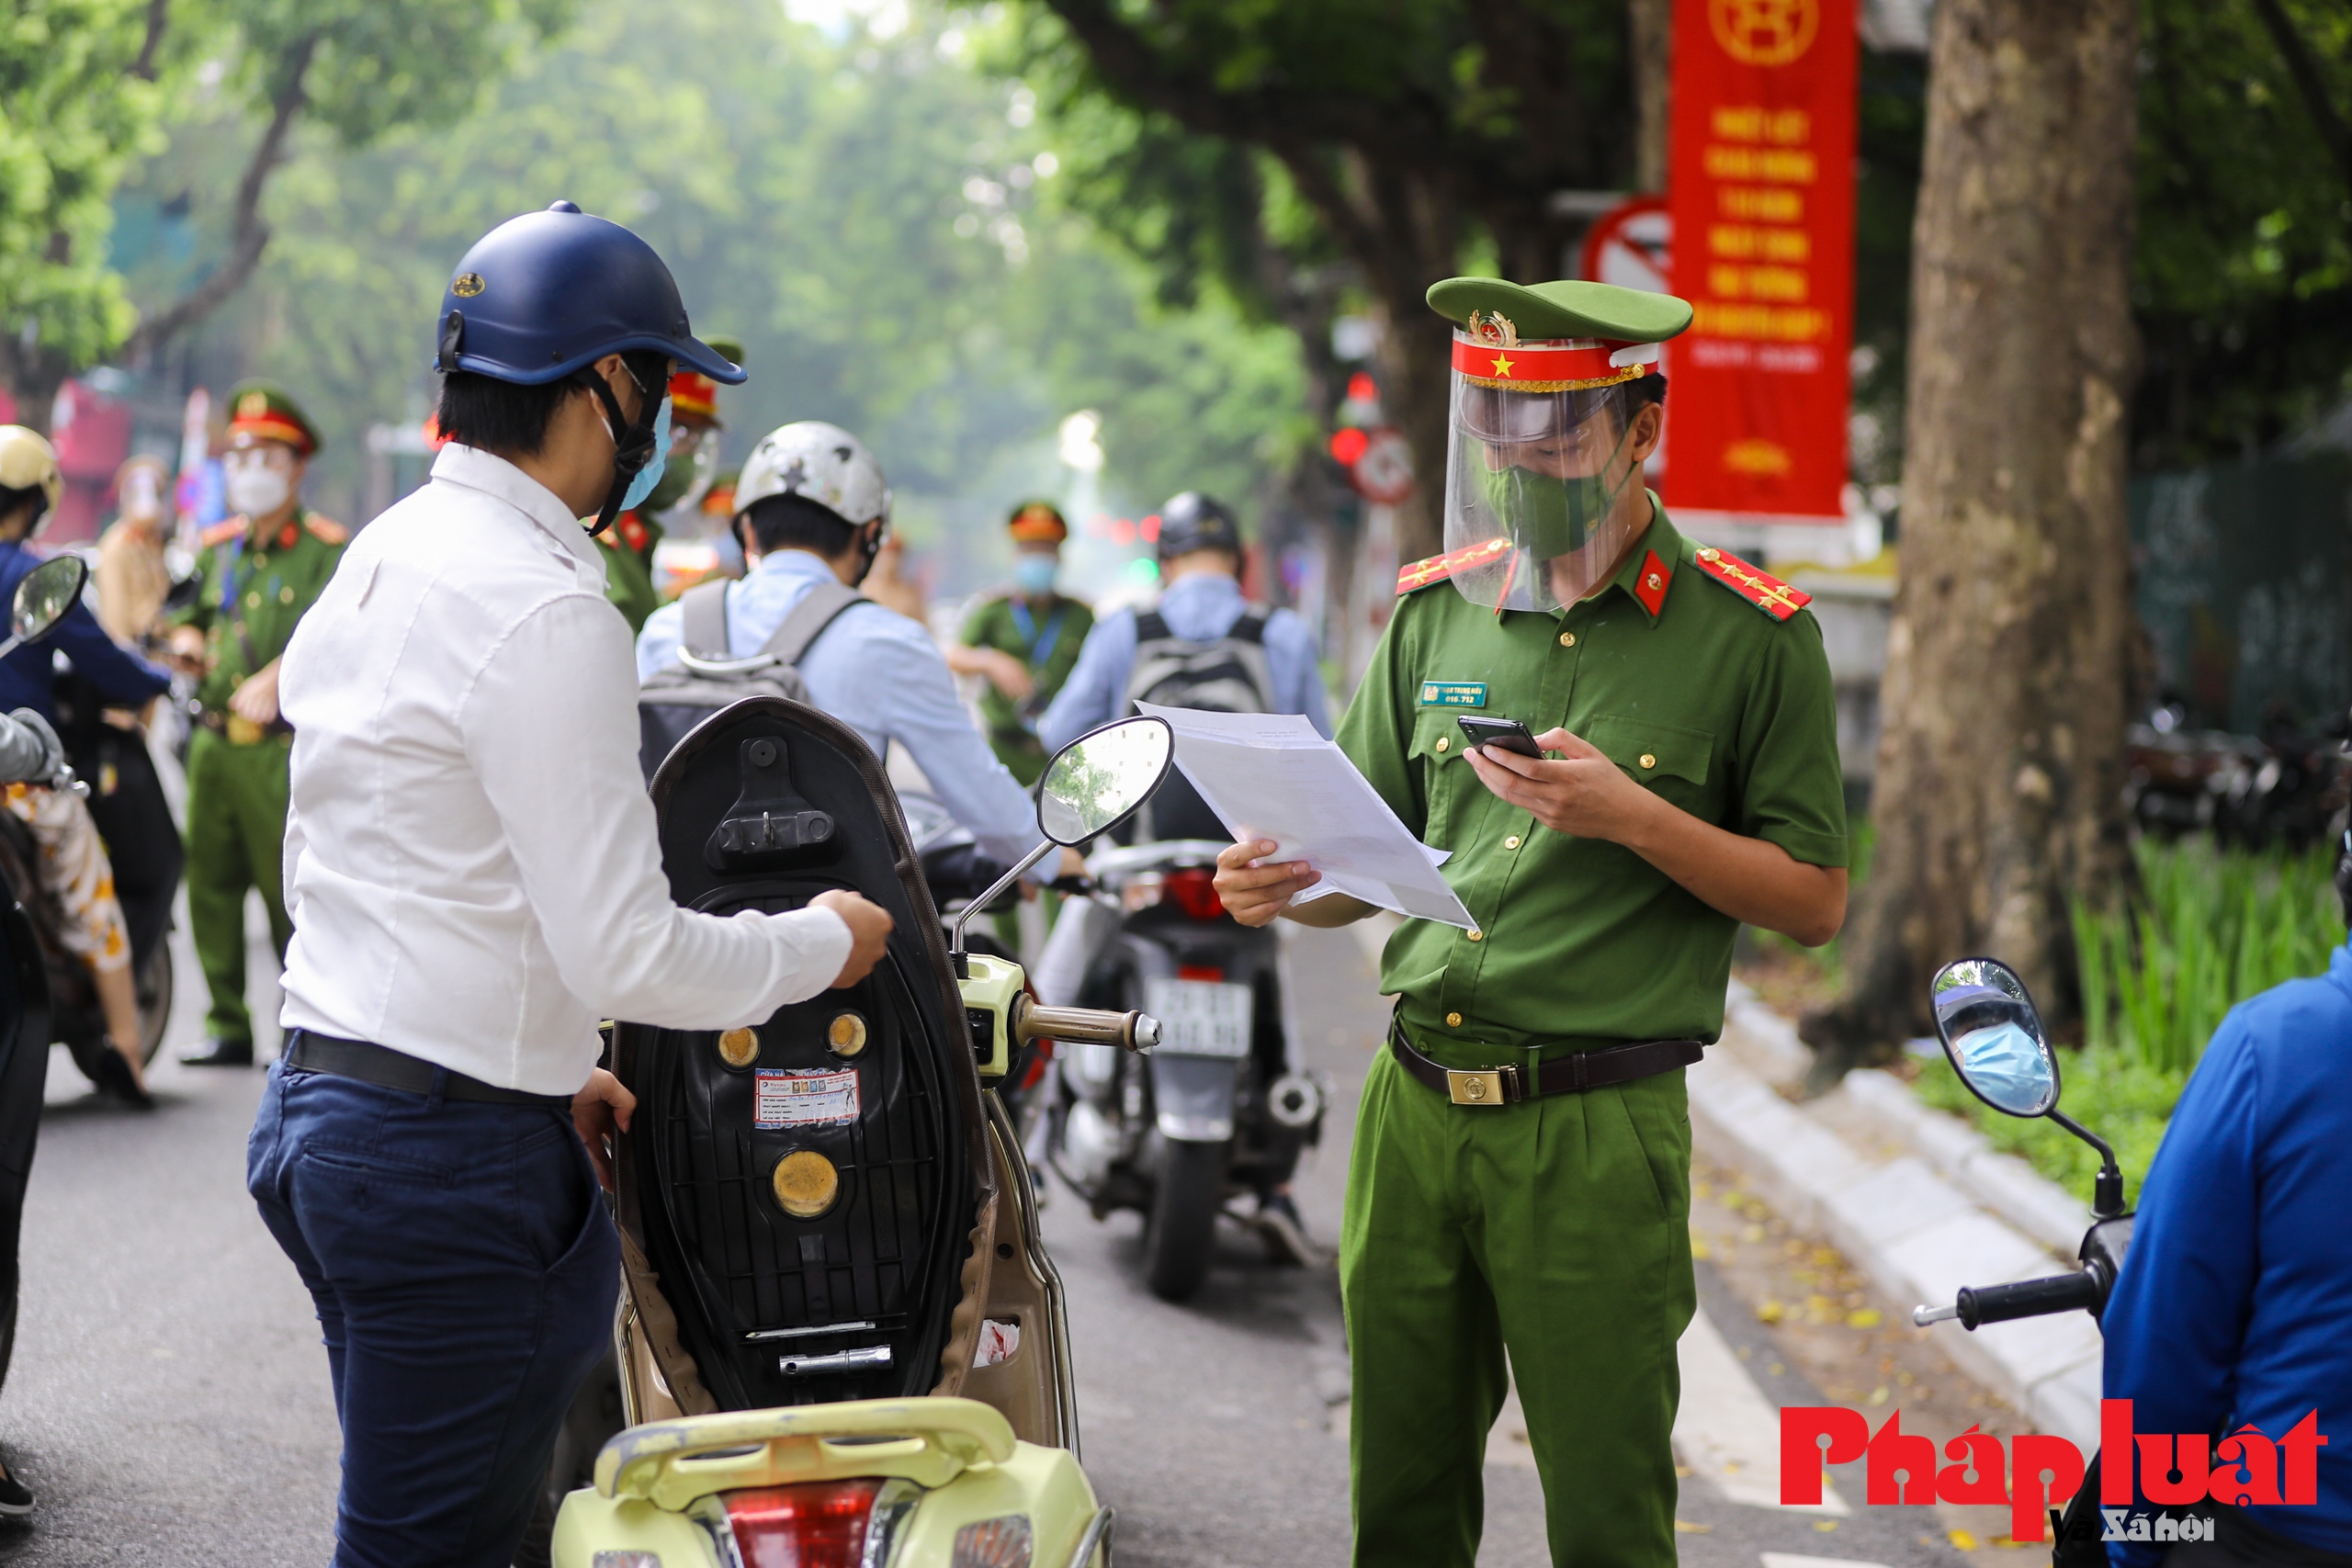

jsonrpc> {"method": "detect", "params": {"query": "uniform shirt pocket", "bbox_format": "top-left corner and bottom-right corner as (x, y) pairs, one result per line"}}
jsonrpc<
(1408, 706), (1475, 846)
(1583, 713), (1720, 818)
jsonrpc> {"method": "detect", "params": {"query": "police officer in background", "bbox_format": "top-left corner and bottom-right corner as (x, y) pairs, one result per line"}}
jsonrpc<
(597, 339), (737, 631)
(247, 203), (892, 1568)
(167, 385), (348, 1068)
(949, 501), (1095, 786)
(1215, 277), (1849, 1567)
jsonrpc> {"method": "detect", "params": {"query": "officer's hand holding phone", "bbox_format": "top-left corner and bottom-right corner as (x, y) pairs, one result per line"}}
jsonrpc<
(1464, 724), (1655, 843)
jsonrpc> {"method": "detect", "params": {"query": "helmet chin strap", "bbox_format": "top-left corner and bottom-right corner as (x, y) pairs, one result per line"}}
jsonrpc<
(585, 366), (660, 537)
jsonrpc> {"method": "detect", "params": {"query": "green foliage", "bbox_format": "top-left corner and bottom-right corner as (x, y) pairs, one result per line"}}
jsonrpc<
(124, 0), (1305, 587)
(2074, 838), (2340, 1072)
(0, 0), (163, 369)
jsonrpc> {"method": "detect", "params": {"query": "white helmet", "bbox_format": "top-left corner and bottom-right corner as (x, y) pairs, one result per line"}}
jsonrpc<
(735, 422), (889, 529)
(0, 426), (62, 517)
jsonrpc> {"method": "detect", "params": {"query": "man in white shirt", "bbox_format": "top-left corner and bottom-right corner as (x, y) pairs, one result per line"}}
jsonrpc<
(246, 202), (892, 1568)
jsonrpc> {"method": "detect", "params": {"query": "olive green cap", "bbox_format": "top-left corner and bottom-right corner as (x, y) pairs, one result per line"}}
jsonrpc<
(224, 379), (322, 455)
(1425, 277), (1693, 344)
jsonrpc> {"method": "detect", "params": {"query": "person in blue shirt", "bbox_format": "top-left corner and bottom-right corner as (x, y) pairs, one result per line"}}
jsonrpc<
(1036, 491), (1329, 759)
(637, 422), (1074, 878)
(0, 426), (171, 1109)
(2100, 925), (2352, 1565)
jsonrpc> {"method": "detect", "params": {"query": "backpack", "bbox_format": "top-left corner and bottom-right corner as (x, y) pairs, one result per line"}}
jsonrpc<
(636, 577), (867, 781)
(1122, 605), (1274, 841)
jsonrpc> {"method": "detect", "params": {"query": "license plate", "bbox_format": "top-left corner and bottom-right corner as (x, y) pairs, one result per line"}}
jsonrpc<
(1143, 977), (1253, 1058)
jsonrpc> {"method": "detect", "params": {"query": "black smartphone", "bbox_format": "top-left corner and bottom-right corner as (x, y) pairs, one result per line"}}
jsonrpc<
(1456, 716), (1543, 758)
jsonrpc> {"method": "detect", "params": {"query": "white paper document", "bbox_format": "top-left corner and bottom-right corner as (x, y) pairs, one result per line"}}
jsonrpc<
(1135, 703), (1476, 928)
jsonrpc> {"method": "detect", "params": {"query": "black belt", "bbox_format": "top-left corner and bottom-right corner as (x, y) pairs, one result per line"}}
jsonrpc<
(1387, 1016), (1702, 1106)
(284, 1030), (575, 1111)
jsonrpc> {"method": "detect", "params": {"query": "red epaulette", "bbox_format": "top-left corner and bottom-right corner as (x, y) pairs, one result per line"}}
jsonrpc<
(1396, 537), (1510, 595)
(1691, 546), (1811, 622)
(302, 513), (349, 546)
(198, 517), (248, 549)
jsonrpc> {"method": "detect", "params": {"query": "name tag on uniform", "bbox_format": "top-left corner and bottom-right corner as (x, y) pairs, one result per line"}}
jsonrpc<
(1419, 681), (1487, 709)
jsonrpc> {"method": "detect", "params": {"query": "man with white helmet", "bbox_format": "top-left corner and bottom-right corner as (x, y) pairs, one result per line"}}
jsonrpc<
(637, 422), (1059, 874)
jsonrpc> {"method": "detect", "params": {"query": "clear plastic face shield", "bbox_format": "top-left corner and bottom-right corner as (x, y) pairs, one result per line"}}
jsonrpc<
(1442, 334), (1655, 612)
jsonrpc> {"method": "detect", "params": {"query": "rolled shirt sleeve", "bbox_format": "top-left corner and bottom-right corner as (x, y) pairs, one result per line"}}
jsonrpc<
(1730, 610), (1849, 869)
(462, 593), (852, 1029)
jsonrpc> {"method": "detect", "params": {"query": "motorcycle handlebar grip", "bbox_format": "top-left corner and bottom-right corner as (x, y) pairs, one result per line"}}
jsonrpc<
(1954, 1268), (2104, 1329)
(1012, 1001), (1158, 1054)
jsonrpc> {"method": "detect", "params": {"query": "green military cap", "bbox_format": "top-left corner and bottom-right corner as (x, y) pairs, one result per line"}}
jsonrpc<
(1426, 276), (1693, 345)
(224, 380), (322, 456)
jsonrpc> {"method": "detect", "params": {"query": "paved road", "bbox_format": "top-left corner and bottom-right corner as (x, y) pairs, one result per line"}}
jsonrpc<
(1, 907), (1974, 1566)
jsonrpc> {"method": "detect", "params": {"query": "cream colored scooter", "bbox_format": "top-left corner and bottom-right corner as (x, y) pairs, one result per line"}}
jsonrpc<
(552, 707), (1171, 1568)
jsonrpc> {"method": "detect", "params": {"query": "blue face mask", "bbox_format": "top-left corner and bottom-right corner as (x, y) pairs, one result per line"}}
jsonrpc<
(619, 395), (673, 513)
(1012, 555), (1058, 595)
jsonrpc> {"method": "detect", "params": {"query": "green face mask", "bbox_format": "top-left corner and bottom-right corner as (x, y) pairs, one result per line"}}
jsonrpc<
(1473, 425), (1635, 558)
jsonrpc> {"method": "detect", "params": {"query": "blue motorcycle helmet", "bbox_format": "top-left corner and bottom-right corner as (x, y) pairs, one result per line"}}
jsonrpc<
(434, 200), (744, 535)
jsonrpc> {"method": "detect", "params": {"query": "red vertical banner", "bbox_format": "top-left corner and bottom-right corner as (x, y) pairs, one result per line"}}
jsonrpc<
(1662, 0), (1857, 523)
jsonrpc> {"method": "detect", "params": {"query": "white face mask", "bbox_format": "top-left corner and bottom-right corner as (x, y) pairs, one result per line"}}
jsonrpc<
(225, 464), (291, 519)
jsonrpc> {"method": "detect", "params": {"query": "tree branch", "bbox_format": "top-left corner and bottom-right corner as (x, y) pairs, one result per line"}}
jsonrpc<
(131, 0), (169, 80)
(2250, 0), (2352, 199)
(122, 30), (318, 361)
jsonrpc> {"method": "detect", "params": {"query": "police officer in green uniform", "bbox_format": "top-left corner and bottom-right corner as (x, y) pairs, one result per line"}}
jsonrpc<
(597, 339), (738, 631)
(1214, 278), (1849, 1567)
(168, 383), (348, 1067)
(947, 500), (1095, 786)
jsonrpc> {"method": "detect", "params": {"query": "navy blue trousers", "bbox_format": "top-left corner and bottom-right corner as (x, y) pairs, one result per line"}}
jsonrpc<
(248, 1060), (619, 1568)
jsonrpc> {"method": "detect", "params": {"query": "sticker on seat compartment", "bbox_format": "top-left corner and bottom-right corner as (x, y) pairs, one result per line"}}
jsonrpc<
(754, 1067), (861, 1129)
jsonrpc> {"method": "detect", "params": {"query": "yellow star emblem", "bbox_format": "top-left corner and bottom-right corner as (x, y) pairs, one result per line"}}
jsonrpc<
(1490, 354), (1515, 378)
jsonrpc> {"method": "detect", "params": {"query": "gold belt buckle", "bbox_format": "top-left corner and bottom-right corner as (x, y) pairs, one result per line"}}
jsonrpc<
(1446, 1066), (1514, 1106)
(225, 715), (265, 745)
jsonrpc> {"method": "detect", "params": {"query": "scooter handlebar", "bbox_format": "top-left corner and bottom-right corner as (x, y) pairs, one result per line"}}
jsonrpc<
(1915, 1267), (2105, 1330)
(1012, 998), (1160, 1055)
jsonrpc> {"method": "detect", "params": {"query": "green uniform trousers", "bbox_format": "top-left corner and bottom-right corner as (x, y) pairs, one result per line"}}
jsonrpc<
(185, 726), (293, 1047)
(1340, 1043), (1695, 1568)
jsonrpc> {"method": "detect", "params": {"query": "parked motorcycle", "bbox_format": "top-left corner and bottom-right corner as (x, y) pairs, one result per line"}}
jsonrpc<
(0, 557), (171, 1087)
(548, 704), (1169, 1568)
(1044, 836), (1326, 1302)
(1910, 955), (2132, 1564)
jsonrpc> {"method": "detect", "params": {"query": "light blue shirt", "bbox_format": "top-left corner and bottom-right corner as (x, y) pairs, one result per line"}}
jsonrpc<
(1036, 571), (1330, 753)
(637, 550), (1038, 864)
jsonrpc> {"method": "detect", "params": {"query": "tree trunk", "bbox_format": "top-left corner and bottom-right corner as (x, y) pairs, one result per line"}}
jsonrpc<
(0, 344), (71, 436)
(1801, 0), (2140, 1085)
(1628, 0), (1673, 194)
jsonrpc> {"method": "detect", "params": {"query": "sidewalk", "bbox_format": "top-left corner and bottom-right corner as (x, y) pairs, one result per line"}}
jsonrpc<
(1690, 982), (2104, 1450)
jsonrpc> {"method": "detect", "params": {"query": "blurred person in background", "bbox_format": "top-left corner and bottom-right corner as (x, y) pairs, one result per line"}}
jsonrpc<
(165, 384), (348, 1070)
(598, 339), (737, 632)
(0, 426), (172, 1105)
(96, 454), (177, 651)
(949, 500), (1095, 787)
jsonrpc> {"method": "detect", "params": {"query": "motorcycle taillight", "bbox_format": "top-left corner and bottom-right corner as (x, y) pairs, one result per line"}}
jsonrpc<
(720, 1477), (885, 1568)
(1162, 866), (1225, 920)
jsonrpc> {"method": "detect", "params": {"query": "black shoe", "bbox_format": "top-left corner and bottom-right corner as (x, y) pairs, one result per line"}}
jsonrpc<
(0, 1460), (31, 1517)
(179, 1037), (253, 1068)
(1255, 1192), (1318, 1266)
(92, 1048), (154, 1109)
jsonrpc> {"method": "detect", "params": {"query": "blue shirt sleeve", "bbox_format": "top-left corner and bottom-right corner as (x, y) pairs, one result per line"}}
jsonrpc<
(53, 599), (171, 705)
(2100, 1012), (2262, 1568)
(1037, 607), (1137, 755)
(1261, 607), (1331, 738)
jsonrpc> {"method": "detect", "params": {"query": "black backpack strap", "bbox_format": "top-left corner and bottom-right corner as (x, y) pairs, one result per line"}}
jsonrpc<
(680, 580), (730, 659)
(1134, 610), (1171, 644)
(760, 580), (869, 668)
(1227, 607), (1270, 644)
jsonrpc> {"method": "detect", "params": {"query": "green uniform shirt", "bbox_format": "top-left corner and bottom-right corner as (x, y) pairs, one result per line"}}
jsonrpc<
(600, 516), (663, 634)
(958, 591), (1095, 784)
(1337, 501), (1847, 1054)
(171, 508), (347, 715)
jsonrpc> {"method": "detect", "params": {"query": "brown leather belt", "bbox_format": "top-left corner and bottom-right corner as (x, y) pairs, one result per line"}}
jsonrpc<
(1387, 1016), (1702, 1106)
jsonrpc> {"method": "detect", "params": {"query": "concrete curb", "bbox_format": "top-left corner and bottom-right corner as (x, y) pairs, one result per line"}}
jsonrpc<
(1690, 985), (2104, 1450)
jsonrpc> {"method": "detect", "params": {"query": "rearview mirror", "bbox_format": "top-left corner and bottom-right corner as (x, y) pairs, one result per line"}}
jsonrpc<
(11, 556), (86, 646)
(1929, 957), (2058, 1118)
(1037, 716), (1174, 846)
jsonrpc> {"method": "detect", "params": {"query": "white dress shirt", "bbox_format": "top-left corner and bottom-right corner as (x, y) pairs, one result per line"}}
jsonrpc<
(636, 549), (1038, 864)
(277, 445), (852, 1095)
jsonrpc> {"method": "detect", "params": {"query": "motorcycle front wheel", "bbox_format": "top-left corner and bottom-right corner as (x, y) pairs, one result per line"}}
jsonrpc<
(1143, 1137), (1226, 1302)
